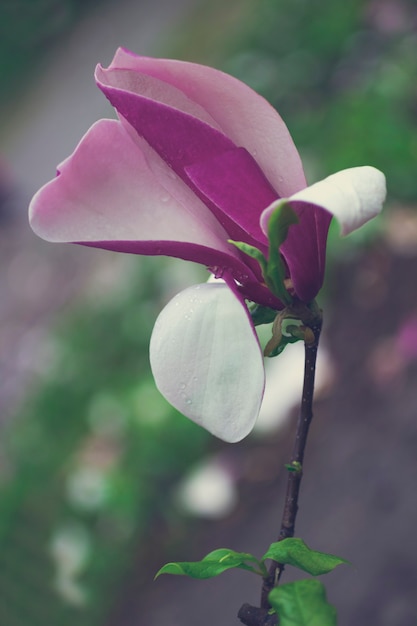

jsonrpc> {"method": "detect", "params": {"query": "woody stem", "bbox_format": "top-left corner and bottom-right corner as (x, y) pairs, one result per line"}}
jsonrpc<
(260, 312), (322, 609)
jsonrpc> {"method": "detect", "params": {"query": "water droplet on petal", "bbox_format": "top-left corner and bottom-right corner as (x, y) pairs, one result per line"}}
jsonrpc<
(179, 390), (192, 406)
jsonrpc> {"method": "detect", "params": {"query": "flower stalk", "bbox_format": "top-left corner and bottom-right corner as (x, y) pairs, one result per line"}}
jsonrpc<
(239, 303), (323, 624)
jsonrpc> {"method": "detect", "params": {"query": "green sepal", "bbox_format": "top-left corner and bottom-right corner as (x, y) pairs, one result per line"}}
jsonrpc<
(228, 240), (268, 276)
(229, 203), (297, 305)
(269, 579), (337, 626)
(249, 303), (277, 326)
(262, 538), (348, 576)
(265, 201), (298, 305)
(155, 548), (264, 580)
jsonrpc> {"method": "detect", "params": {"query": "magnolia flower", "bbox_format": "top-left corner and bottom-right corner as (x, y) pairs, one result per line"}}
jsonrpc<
(29, 48), (386, 442)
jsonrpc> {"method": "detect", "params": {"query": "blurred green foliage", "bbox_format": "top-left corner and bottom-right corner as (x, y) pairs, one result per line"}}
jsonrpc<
(0, 259), (210, 626)
(224, 0), (417, 201)
(0, 0), (107, 100)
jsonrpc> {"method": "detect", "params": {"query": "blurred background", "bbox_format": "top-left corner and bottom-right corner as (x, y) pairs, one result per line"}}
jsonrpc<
(0, 0), (417, 625)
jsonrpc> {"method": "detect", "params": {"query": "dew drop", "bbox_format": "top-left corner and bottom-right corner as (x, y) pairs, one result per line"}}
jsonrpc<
(180, 390), (192, 406)
(160, 194), (170, 203)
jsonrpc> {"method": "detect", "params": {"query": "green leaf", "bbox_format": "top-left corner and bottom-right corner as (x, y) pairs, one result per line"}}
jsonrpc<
(285, 461), (302, 473)
(229, 204), (298, 305)
(265, 202), (298, 304)
(269, 579), (337, 626)
(228, 240), (268, 276)
(249, 303), (277, 326)
(262, 538), (348, 576)
(155, 548), (263, 580)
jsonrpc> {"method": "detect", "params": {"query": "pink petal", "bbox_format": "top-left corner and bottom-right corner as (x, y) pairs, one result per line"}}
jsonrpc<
(96, 69), (276, 247)
(95, 62), (221, 129)
(105, 48), (307, 197)
(29, 118), (256, 281)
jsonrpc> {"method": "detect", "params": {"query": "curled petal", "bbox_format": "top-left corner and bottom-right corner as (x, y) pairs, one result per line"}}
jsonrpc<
(260, 166), (386, 303)
(287, 166), (387, 236)
(103, 47), (307, 198)
(149, 283), (265, 442)
(96, 68), (277, 247)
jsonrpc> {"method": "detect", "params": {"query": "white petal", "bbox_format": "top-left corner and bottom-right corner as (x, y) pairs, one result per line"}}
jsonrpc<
(289, 166), (386, 235)
(149, 283), (264, 442)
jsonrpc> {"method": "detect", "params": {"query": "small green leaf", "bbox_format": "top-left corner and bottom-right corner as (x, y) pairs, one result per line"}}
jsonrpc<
(269, 579), (337, 626)
(228, 240), (268, 276)
(265, 202), (298, 304)
(285, 461), (302, 473)
(262, 538), (348, 576)
(249, 304), (277, 326)
(155, 548), (262, 580)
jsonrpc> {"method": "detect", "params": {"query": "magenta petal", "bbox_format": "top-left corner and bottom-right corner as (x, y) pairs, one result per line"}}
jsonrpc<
(262, 166), (386, 302)
(96, 63), (220, 129)
(185, 147), (277, 246)
(280, 201), (332, 302)
(97, 75), (278, 246)
(96, 73), (234, 174)
(105, 48), (307, 197)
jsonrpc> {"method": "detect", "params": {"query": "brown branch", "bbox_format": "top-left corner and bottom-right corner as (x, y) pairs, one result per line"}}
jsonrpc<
(238, 604), (278, 626)
(260, 312), (322, 608)
(238, 304), (322, 625)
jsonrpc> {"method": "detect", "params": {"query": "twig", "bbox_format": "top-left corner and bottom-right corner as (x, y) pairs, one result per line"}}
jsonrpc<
(260, 311), (322, 608)
(238, 304), (322, 625)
